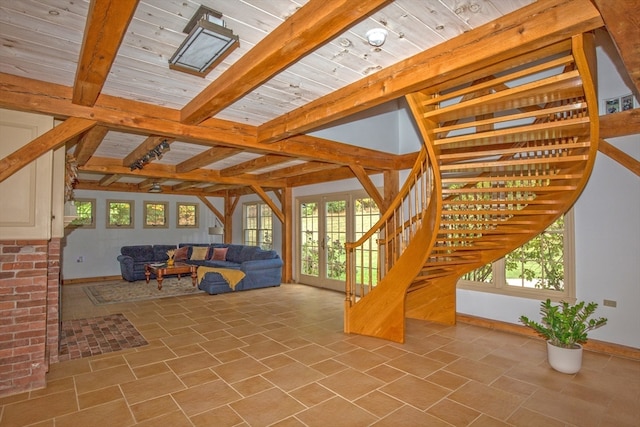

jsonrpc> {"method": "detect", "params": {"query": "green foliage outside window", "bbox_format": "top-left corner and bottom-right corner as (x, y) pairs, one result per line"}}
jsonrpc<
(70, 199), (94, 227)
(108, 201), (132, 227)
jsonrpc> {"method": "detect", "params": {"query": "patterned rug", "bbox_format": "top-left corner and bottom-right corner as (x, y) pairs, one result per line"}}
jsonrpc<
(84, 278), (205, 305)
(59, 314), (148, 361)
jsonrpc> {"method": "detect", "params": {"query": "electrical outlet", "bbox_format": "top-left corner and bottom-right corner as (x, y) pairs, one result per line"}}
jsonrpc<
(603, 299), (617, 308)
(77, 256), (84, 263)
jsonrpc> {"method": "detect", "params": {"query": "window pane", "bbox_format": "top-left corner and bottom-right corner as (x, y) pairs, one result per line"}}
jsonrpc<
(354, 197), (380, 286)
(108, 201), (133, 227)
(145, 202), (166, 227)
(505, 216), (565, 291)
(300, 202), (319, 276)
(71, 199), (94, 227)
(177, 203), (198, 227)
(326, 200), (347, 280)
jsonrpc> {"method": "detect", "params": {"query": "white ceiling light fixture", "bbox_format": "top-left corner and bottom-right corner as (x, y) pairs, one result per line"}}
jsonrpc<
(148, 182), (163, 193)
(169, 5), (239, 77)
(366, 28), (388, 47)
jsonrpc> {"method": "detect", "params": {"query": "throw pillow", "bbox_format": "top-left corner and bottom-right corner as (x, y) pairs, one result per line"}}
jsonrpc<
(211, 247), (228, 261)
(190, 246), (209, 260)
(174, 246), (189, 261)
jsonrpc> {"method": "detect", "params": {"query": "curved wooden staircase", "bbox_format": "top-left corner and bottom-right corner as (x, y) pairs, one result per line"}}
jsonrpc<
(344, 34), (599, 343)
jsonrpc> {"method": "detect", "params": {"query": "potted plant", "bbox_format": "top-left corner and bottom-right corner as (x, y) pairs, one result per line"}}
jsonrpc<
(519, 299), (607, 374)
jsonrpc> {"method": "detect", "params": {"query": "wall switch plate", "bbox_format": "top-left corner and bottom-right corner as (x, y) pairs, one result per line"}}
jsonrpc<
(603, 299), (617, 308)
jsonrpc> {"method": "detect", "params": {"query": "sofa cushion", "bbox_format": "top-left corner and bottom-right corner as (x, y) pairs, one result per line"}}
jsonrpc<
(224, 245), (245, 263)
(153, 245), (177, 262)
(190, 246), (209, 260)
(174, 246), (189, 261)
(251, 249), (277, 260)
(121, 245), (154, 262)
(211, 247), (228, 261)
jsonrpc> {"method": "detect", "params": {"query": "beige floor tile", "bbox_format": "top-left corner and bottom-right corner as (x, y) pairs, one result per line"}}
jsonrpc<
(230, 388), (306, 426)
(428, 398), (481, 426)
(449, 380), (525, 421)
(77, 385), (123, 409)
(379, 375), (450, 410)
(373, 405), (451, 427)
(262, 361), (326, 391)
(120, 371), (186, 405)
(190, 404), (245, 427)
(130, 395), (180, 423)
(171, 379), (243, 417)
(318, 368), (384, 401)
(2, 283), (637, 427)
(54, 399), (134, 427)
(354, 390), (404, 418)
(0, 390), (78, 427)
(295, 396), (377, 427)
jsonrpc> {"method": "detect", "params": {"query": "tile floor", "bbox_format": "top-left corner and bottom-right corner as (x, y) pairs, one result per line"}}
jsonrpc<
(0, 283), (638, 426)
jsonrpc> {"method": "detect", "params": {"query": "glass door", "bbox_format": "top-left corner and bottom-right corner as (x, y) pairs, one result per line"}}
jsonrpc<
(298, 196), (348, 292)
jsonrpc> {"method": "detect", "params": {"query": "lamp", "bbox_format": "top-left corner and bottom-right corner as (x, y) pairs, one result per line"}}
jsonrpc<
(366, 28), (388, 47)
(148, 182), (162, 193)
(130, 139), (170, 170)
(169, 6), (239, 77)
(208, 218), (224, 235)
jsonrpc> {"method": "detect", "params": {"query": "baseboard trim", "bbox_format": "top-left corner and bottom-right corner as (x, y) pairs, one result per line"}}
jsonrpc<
(63, 275), (122, 285)
(457, 313), (640, 361)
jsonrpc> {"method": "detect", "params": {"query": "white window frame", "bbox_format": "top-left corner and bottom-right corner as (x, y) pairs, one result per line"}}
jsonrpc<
(457, 209), (575, 302)
(243, 202), (273, 249)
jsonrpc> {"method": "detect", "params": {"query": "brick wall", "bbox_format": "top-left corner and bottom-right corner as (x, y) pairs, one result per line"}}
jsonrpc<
(0, 239), (60, 397)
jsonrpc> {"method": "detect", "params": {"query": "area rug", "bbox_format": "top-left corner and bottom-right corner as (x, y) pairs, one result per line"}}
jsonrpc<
(84, 278), (205, 305)
(58, 313), (147, 361)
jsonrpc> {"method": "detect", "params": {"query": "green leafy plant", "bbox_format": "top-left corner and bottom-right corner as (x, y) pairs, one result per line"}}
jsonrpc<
(519, 299), (607, 349)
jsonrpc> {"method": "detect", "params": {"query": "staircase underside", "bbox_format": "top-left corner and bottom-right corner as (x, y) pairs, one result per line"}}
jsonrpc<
(344, 34), (600, 343)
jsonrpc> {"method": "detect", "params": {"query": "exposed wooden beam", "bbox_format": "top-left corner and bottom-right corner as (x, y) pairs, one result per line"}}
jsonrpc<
(122, 136), (172, 169)
(137, 178), (164, 190)
(172, 181), (200, 191)
(0, 117), (96, 183)
(251, 185), (285, 223)
(599, 108), (640, 139)
(74, 180), (223, 196)
(74, 125), (109, 165)
(0, 73), (402, 170)
(175, 147), (242, 173)
(180, 0), (392, 125)
(591, 0), (640, 97)
(220, 155), (291, 177)
(99, 174), (121, 186)
(197, 196), (224, 223)
(73, 0), (139, 106)
(254, 161), (339, 180)
(598, 139), (640, 177)
(257, 0), (604, 143)
(349, 165), (385, 211)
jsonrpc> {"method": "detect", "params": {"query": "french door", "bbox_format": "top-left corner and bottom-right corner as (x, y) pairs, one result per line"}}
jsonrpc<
(297, 192), (380, 292)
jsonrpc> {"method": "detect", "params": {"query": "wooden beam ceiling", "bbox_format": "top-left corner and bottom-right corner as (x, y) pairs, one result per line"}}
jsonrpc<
(591, 0), (640, 97)
(72, 0), (139, 106)
(180, 0), (392, 125)
(256, 0), (604, 143)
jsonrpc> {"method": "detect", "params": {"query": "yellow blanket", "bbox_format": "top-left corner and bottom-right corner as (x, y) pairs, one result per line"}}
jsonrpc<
(197, 266), (246, 290)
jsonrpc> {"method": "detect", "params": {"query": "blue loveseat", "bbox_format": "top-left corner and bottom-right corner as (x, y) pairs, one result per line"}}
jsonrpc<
(116, 243), (282, 294)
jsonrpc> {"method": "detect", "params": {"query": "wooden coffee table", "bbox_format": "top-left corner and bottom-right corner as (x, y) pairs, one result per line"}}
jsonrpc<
(145, 262), (197, 290)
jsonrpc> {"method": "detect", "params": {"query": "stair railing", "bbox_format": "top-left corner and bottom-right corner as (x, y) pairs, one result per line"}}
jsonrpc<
(345, 145), (434, 307)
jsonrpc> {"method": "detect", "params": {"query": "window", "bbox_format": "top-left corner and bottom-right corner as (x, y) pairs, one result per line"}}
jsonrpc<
(143, 201), (168, 228)
(458, 211), (575, 301)
(107, 200), (134, 228)
(177, 203), (198, 228)
(69, 198), (95, 228)
(243, 202), (272, 249)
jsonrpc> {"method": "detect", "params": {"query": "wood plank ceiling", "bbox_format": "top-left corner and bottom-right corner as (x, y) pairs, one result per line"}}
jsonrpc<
(0, 0), (636, 196)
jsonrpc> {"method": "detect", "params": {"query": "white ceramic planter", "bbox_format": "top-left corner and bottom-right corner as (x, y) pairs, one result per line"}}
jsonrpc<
(546, 341), (583, 374)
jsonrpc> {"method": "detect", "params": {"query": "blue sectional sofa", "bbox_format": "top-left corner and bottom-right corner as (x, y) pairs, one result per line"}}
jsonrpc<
(116, 243), (282, 294)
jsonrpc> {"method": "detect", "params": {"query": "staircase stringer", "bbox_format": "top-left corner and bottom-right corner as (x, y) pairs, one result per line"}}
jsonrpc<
(406, 33), (600, 323)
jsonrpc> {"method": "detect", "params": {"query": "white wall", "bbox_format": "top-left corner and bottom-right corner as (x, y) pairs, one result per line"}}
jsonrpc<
(457, 30), (639, 348)
(62, 191), (225, 280)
